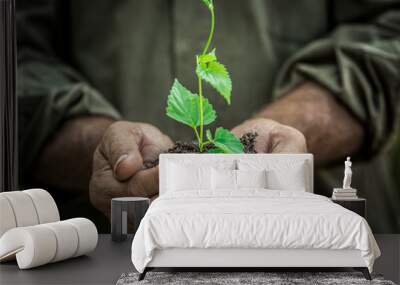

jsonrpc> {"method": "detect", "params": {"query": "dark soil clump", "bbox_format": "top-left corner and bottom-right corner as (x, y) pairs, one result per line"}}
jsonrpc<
(167, 140), (216, 154)
(167, 141), (200, 153)
(240, 132), (258, 154)
(144, 132), (258, 168)
(167, 132), (258, 154)
(143, 160), (159, 169)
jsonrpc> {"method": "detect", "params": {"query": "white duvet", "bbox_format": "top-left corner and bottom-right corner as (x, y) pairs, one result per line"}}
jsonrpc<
(131, 190), (380, 273)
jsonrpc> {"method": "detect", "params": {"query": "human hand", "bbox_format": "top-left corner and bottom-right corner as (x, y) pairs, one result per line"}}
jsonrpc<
(255, 82), (363, 164)
(231, 118), (307, 153)
(89, 121), (173, 218)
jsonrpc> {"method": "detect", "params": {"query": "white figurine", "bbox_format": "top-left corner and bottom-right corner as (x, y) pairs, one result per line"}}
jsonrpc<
(342, 157), (353, 189)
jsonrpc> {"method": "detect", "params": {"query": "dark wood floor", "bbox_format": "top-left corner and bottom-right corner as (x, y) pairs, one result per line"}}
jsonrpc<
(0, 234), (398, 284)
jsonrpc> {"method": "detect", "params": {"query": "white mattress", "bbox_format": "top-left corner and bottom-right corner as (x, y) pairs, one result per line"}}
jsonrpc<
(131, 190), (380, 273)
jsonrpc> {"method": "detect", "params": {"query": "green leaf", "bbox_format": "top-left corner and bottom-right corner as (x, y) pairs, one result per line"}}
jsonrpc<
(206, 129), (213, 141)
(208, 148), (224, 153)
(196, 60), (232, 105)
(198, 49), (216, 64)
(201, 0), (213, 9)
(166, 79), (216, 128)
(211, 127), (244, 154)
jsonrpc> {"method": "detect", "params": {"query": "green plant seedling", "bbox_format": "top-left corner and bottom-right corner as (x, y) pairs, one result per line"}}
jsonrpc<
(166, 0), (244, 153)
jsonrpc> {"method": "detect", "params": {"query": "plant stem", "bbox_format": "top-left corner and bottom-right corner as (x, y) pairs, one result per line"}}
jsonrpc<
(198, 4), (215, 152)
(193, 127), (201, 148)
(198, 76), (204, 151)
(202, 5), (215, 55)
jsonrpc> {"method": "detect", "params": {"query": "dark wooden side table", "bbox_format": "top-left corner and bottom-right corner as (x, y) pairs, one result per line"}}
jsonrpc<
(331, 198), (366, 218)
(111, 197), (150, 242)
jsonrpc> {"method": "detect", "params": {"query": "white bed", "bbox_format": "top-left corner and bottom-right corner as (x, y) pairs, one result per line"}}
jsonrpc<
(131, 154), (380, 280)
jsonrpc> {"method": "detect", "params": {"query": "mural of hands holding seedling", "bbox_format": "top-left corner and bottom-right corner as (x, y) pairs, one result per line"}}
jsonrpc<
(89, 0), (307, 215)
(23, 0), (391, 231)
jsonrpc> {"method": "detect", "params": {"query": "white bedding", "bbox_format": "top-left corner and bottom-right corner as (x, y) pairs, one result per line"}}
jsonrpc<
(131, 190), (380, 273)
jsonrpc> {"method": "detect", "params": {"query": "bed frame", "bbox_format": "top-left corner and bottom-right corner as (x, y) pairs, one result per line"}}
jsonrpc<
(139, 154), (371, 281)
(139, 248), (371, 280)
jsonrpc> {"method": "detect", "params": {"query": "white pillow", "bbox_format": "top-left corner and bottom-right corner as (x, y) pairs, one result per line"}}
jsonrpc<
(236, 169), (267, 189)
(167, 162), (212, 191)
(212, 168), (237, 190)
(238, 159), (307, 191)
(266, 167), (306, 191)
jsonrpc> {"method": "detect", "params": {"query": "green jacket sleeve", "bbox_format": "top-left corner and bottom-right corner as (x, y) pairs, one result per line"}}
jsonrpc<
(274, 1), (400, 158)
(17, 0), (121, 180)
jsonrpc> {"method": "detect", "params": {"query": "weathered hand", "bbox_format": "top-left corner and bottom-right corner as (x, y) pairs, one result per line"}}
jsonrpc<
(89, 121), (173, 218)
(231, 118), (307, 153)
(255, 82), (363, 164)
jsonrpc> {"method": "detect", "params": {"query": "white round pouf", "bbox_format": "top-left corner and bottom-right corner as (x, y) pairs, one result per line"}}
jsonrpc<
(1, 191), (39, 227)
(23, 189), (60, 224)
(65, 218), (98, 257)
(0, 196), (17, 237)
(0, 226), (57, 269)
(0, 219), (98, 269)
(0, 190), (98, 269)
(42, 221), (79, 262)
